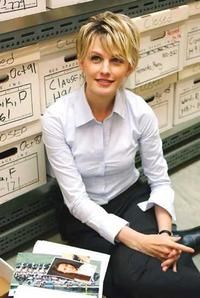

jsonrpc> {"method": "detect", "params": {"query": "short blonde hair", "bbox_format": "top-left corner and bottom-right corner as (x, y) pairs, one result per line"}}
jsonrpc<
(76, 11), (140, 68)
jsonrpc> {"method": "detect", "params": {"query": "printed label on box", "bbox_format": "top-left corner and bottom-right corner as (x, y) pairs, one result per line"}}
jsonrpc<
(0, 134), (46, 204)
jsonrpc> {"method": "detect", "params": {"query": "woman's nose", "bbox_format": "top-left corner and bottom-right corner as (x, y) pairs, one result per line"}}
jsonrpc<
(100, 60), (111, 74)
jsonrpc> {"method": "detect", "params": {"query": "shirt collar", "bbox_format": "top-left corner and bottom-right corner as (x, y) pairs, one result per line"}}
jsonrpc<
(75, 85), (126, 127)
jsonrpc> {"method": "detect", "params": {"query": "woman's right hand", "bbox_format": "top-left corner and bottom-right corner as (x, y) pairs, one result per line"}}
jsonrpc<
(116, 226), (194, 270)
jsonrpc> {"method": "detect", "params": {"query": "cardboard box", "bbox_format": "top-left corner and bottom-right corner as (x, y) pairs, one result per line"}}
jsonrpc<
(38, 34), (84, 113)
(0, 258), (13, 298)
(0, 45), (41, 131)
(0, 120), (41, 147)
(133, 74), (176, 133)
(188, 1), (200, 16)
(126, 5), (188, 88)
(0, 133), (46, 205)
(174, 63), (200, 125)
(46, 0), (93, 9)
(0, 0), (46, 21)
(184, 14), (200, 67)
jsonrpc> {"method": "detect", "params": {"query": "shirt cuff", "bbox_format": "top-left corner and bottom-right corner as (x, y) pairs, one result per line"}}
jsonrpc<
(99, 214), (129, 244)
(137, 185), (176, 220)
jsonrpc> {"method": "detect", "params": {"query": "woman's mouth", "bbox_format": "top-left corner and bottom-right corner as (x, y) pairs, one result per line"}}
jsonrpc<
(96, 79), (114, 86)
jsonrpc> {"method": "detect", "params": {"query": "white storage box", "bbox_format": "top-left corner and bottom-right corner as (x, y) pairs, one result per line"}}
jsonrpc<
(134, 74), (176, 133)
(0, 120), (41, 147)
(174, 63), (200, 125)
(0, 45), (41, 132)
(0, 0), (46, 21)
(0, 258), (13, 298)
(184, 3), (200, 67)
(38, 34), (84, 113)
(47, 0), (93, 9)
(127, 5), (188, 88)
(0, 133), (46, 204)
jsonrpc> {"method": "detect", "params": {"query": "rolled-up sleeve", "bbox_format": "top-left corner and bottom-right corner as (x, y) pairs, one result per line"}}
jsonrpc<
(41, 107), (128, 244)
(137, 109), (176, 220)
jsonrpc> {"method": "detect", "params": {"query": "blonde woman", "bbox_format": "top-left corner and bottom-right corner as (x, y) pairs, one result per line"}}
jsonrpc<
(42, 11), (200, 298)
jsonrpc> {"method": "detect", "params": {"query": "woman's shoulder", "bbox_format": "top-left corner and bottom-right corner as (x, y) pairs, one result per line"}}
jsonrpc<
(124, 88), (154, 116)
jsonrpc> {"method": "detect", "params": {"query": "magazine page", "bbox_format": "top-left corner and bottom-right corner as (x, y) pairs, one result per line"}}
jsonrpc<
(14, 285), (95, 298)
(32, 240), (110, 297)
(9, 251), (105, 298)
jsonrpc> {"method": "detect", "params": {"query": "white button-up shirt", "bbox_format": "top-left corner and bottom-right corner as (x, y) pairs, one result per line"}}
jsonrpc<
(42, 86), (175, 244)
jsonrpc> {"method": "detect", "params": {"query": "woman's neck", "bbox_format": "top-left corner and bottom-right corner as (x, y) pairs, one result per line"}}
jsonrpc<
(85, 89), (115, 122)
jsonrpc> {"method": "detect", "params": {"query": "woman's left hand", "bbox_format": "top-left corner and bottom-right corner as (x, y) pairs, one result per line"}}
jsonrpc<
(160, 247), (181, 272)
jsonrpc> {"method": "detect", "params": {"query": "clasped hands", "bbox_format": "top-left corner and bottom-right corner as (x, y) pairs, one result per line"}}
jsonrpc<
(116, 226), (194, 272)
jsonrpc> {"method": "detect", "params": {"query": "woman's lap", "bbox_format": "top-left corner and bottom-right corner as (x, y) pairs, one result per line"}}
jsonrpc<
(57, 180), (200, 297)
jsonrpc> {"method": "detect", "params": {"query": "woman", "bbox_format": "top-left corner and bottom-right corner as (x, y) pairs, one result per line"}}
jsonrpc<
(42, 11), (200, 298)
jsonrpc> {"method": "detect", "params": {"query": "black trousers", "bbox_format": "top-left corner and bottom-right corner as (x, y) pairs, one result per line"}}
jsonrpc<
(55, 179), (200, 298)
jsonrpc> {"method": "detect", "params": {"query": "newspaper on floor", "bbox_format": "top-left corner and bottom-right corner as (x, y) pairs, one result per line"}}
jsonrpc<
(10, 240), (110, 298)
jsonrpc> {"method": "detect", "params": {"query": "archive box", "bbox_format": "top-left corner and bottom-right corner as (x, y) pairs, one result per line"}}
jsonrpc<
(0, 45), (41, 132)
(38, 34), (84, 113)
(134, 74), (176, 133)
(0, 0), (46, 21)
(174, 63), (200, 125)
(183, 2), (200, 67)
(126, 5), (188, 88)
(0, 133), (46, 205)
(0, 258), (13, 298)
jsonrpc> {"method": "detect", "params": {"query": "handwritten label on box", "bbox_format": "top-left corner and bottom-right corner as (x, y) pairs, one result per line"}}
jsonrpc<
(0, 0), (38, 13)
(44, 62), (84, 108)
(179, 87), (200, 119)
(135, 26), (182, 86)
(0, 84), (33, 126)
(186, 26), (200, 62)
(0, 61), (40, 129)
(0, 135), (42, 200)
(136, 42), (179, 85)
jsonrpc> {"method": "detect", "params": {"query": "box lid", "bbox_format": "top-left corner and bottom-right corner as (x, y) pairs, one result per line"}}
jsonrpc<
(39, 33), (77, 56)
(132, 5), (188, 32)
(0, 45), (40, 70)
(178, 63), (200, 80)
(188, 1), (200, 16)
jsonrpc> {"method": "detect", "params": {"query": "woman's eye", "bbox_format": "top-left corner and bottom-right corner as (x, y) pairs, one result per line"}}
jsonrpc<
(111, 57), (124, 64)
(90, 55), (102, 62)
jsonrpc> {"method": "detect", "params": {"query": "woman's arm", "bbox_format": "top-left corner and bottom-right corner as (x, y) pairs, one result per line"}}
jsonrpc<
(41, 102), (128, 244)
(115, 224), (194, 269)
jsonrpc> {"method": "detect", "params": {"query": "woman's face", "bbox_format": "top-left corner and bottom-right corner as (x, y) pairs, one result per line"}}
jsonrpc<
(79, 36), (133, 101)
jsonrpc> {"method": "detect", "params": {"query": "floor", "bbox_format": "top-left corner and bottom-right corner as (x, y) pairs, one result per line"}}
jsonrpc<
(5, 160), (200, 270)
(170, 159), (200, 269)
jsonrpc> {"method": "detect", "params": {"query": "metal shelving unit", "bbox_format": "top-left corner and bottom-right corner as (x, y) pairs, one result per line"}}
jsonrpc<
(0, 0), (199, 256)
(0, 0), (187, 52)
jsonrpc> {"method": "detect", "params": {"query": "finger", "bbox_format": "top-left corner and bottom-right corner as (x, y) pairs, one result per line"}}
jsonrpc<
(170, 238), (195, 254)
(167, 248), (181, 258)
(172, 262), (177, 273)
(161, 257), (177, 269)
